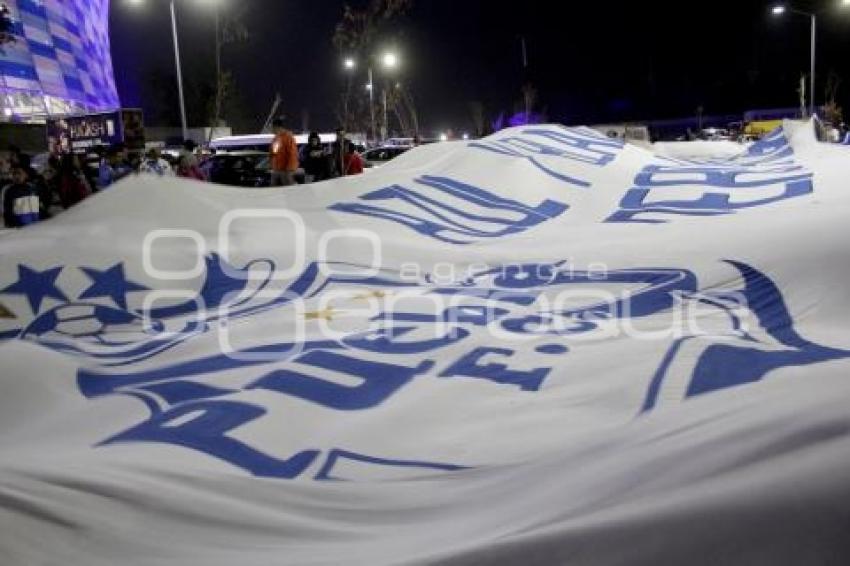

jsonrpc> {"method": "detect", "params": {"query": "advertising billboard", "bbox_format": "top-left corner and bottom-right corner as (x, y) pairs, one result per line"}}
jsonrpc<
(47, 109), (145, 153)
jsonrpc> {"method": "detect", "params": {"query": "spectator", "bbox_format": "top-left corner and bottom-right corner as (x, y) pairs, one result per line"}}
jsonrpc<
(181, 140), (199, 165)
(56, 154), (92, 209)
(176, 154), (205, 181)
(330, 127), (347, 178)
(98, 146), (132, 189)
(2, 165), (42, 228)
(180, 140), (204, 174)
(301, 132), (331, 183)
(7, 145), (22, 168)
(139, 148), (175, 177)
(269, 118), (298, 186)
(42, 155), (61, 201)
(179, 140), (207, 180)
(17, 154), (51, 219)
(0, 154), (12, 186)
(81, 151), (100, 192)
(343, 141), (365, 176)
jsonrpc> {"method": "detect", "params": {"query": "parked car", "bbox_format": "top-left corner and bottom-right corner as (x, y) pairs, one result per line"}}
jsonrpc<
(199, 152), (272, 187)
(362, 146), (411, 169)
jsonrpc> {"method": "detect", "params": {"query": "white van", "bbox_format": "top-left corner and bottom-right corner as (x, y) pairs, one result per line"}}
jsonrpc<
(210, 133), (361, 153)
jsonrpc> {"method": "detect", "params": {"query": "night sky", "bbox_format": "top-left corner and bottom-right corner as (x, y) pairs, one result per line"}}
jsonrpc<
(109, 0), (850, 135)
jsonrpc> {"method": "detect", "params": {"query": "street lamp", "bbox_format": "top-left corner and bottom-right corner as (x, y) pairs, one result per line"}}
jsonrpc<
(128, 0), (220, 141)
(343, 50), (399, 144)
(772, 4), (816, 117)
(382, 52), (398, 69)
(127, 0), (188, 140)
(343, 57), (376, 143)
(771, 1), (850, 118)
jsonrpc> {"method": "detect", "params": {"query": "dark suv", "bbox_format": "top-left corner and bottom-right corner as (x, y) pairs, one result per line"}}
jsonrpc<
(200, 152), (272, 187)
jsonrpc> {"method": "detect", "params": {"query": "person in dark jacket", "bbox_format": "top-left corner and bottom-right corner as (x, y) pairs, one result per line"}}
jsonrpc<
(16, 154), (51, 219)
(98, 146), (132, 190)
(301, 132), (331, 183)
(56, 154), (92, 209)
(2, 165), (42, 228)
(330, 127), (347, 178)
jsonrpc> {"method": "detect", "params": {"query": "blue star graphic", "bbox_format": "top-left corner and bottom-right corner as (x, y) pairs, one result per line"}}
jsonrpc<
(1, 265), (69, 314)
(79, 264), (149, 310)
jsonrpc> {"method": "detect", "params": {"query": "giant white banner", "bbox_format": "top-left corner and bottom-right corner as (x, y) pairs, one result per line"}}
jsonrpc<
(1, 121), (849, 565)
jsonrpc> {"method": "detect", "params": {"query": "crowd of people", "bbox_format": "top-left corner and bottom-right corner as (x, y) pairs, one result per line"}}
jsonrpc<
(270, 119), (364, 186)
(1, 118), (372, 230)
(0, 141), (205, 229)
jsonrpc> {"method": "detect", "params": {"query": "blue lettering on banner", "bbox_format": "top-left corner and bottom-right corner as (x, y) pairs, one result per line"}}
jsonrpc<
(314, 449), (469, 481)
(440, 347), (550, 391)
(3, 256), (849, 479)
(608, 127), (815, 223)
(607, 164), (814, 223)
(101, 400), (321, 479)
(470, 126), (624, 187)
(248, 350), (434, 411)
(742, 128), (794, 161)
(330, 175), (569, 244)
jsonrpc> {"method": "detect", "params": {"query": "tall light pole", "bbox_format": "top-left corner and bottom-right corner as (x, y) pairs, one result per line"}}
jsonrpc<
(772, 1), (850, 118)
(343, 57), (375, 141)
(343, 51), (398, 144)
(128, 0), (192, 141)
(380, 52), (398, 142)
(208, 1), (221, 143)
(342, 57), (355, 133)
(169, 0), (189, 140)
(772, 5), (816, 117)
(368, 67), (376, 143)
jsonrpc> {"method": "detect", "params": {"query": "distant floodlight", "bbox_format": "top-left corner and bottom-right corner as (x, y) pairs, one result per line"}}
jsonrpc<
(344, 58), (356, 70)
(439, 133), (448, 142)
(365, 83), (373, 91)
(772, 5), (786, 15)
(462, 133), (470, 140)
(382, 52), (398, 69)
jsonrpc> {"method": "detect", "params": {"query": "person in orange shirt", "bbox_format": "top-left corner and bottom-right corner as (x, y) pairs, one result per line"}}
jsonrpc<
(269, 118), (298, 186)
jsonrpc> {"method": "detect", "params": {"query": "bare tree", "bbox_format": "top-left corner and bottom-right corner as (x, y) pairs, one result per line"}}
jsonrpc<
(210, 6), (249, 138)
(332, 0), (413, 53)
(386, 83), (419, 137)
(332, 0), (414, 137)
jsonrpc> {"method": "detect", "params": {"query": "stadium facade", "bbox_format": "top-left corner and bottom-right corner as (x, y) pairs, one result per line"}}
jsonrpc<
(0, 0), (119, 121)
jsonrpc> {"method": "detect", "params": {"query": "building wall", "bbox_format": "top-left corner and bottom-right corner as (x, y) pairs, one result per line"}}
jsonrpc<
(0, 0), (119, 121)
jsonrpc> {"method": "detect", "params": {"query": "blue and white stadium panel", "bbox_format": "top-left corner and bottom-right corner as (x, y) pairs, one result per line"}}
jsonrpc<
(0, 0), (119, 120)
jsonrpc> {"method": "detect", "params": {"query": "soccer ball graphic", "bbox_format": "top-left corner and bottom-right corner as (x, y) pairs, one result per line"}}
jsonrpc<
(22, 303), (165, 344)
